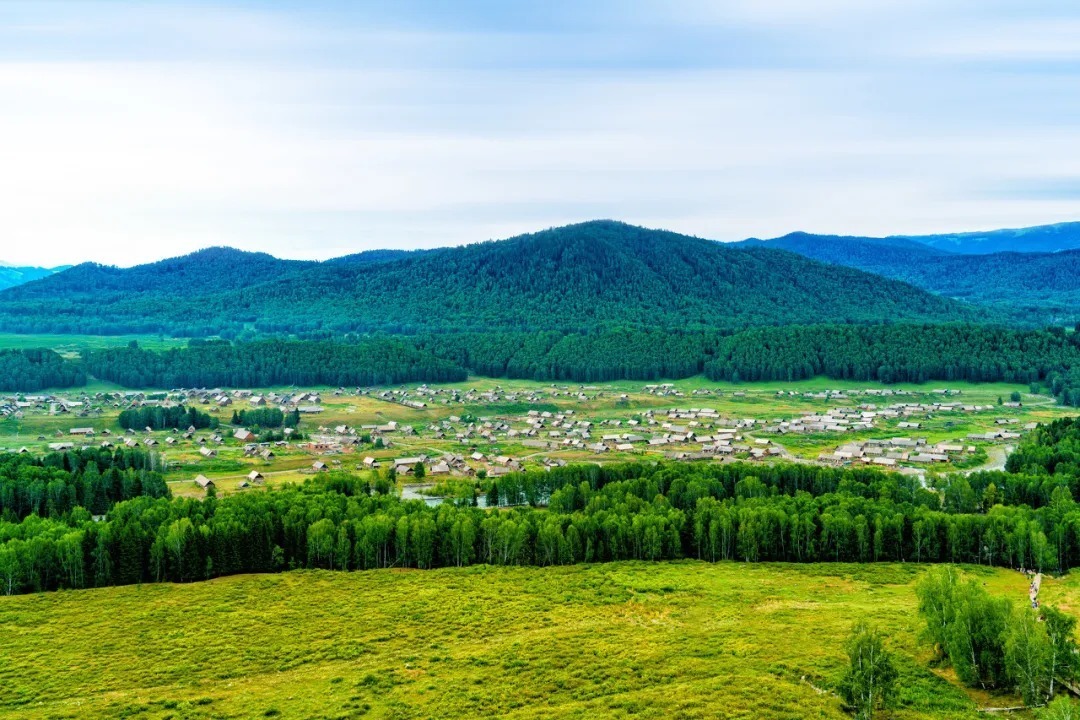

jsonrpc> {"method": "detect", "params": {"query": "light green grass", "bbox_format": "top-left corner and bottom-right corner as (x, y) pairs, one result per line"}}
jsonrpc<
(0, 562), (1034, 720)
(0, 332), (187, 356)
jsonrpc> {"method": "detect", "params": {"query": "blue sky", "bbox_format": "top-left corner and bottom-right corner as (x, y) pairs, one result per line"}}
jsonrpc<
(1, 0), (1079, 266)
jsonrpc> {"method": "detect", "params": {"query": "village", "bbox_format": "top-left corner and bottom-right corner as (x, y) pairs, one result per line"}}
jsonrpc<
(0, 377), (1067, 496)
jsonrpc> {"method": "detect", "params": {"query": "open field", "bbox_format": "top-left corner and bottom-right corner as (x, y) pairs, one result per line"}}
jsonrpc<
(0, 332), (187, 357)
(0, 562), (1034, 720)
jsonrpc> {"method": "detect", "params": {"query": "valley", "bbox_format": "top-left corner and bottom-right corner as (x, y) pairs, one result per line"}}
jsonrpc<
(0, 377), (1070, 499)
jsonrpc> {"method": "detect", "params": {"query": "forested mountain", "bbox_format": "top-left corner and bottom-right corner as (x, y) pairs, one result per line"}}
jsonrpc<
(0, 221), (979, 336)
(9, 247), (312, 297)
(741, 233), (1080, 324)
(902, 221), (1080, 254)
(0, 263), (68, 292)
(746, 222), (1080, 256)
(324, 248), (429, 266)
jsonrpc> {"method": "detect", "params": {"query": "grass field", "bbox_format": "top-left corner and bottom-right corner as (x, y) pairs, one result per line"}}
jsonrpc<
(0, 562), (1034, 720)
(0, 332), (187, 357)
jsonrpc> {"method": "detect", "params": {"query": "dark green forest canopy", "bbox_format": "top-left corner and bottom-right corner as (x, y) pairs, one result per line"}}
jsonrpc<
(0, 222), (983, 336)
(6, 323), (1080, 405)
(0, 348), (85, 391)
(71, 325), (1080, 405)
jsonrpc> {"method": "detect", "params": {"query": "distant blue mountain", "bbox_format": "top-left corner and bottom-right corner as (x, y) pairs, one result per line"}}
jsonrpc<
(739, 223), (1080, 324)
(0, 263), (70, 292)
(896, 222), (1080, 254)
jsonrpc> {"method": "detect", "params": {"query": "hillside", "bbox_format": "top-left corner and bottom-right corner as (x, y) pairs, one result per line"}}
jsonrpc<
(0, 221), (981, 336)
(742, 233), (1080, 323)
(0, 562), (1025, 719)
(0, 263), (68, 292)
(903, 221), (1080, 254)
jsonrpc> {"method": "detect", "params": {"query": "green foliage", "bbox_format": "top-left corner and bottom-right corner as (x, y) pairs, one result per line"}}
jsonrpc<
(118, 405), (217, 432)
(76, 324), (1080, 396)
(0, 447), (169, 522)
(1041, 697), (1080, 720)
(232, 408), (288, 429)
(1007, 418), (1080, 475)
(839, 622), (897, 719)
(918, 567), (1079, 706)
(83, 338), (467, 388)
(0, 445), (1079, 595)
(917, 568), (1011, 688)
(0, 348), (84, 391)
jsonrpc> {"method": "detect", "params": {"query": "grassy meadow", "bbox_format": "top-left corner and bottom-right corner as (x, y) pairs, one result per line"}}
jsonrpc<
(0, 332), (187, 357)
(0, 562), (1034, 720)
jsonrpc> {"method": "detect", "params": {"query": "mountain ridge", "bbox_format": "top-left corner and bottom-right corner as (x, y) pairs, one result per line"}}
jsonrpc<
(740, 230), (1080, 324)
(0, 263), (71, 292)
(0, 220), (982, 336)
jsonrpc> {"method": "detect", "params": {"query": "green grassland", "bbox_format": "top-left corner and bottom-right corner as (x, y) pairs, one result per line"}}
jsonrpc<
(0, 332), (187, 357)
(0, 562), (1034, 720)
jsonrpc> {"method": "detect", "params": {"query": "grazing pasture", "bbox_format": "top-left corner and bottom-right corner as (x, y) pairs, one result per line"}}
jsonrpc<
(0, 562), (1031, 719)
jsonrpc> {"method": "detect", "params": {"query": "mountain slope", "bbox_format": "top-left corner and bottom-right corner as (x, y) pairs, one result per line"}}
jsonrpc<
(0, 264), (69, 292)
(0, 221), (982, 336)
(7, 247), (313, 298)
(741, 232), (1080, 324)
(902, 222), (1080, 254)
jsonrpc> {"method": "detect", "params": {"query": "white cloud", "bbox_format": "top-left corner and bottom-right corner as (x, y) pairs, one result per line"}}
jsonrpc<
(0, 1), (1078, 266)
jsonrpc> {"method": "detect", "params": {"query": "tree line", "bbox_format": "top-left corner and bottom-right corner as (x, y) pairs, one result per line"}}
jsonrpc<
(82, 338), (466, 388)
(0, 349), (85, 391)
(7, 434), (1080, 594)
(229, 408), (298, 429)
(0, 324), (1067, 405)
(117, 405), (219, 432)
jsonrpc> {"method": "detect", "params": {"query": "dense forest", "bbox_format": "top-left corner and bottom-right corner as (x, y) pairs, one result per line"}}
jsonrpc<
(0, 348), (86, 391)
(0, 222), (980, 336)
(1007, 417), (1080, 477)
(230, 407), (299, 429)
(117, 405), (219, 432)
(5, 420), (1080, 594)
(82, 338), (467, 388)
(72, 324), (1080, 405)
(0, 448), (169, 522)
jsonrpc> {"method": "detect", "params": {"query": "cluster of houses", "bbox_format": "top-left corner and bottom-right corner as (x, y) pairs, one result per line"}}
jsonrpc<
(820, 438), (979, 466)
(361, 452), (530, 479)
(1, 381), (1054, 487)
(370, 383), (606, 408)
(1, 393), (93, 419)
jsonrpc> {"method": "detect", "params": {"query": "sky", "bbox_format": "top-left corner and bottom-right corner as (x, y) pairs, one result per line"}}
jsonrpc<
(1, 0), (1080, 267)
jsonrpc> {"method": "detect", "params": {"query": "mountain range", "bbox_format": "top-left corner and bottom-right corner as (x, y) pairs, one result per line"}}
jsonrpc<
(741, 225), (1080, 323)
(0, 221), (981, 336)
(895, 222), (1080, 254)
(0, 263), (70, 292)
(6, 219), (1080, 337)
